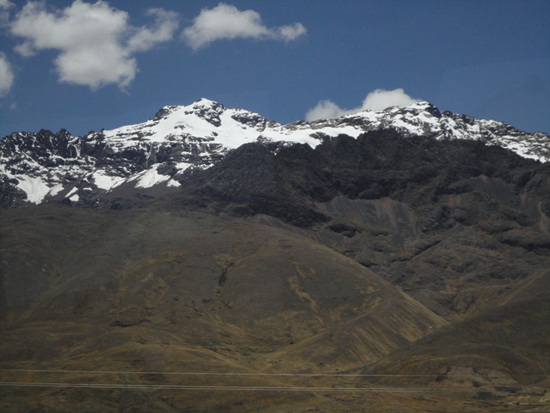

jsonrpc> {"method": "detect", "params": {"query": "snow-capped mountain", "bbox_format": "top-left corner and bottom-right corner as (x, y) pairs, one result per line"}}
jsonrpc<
(1, 98), (548, 208)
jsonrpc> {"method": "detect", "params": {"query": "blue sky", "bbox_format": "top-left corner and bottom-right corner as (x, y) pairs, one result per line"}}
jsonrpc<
(0, 0), (549, 138)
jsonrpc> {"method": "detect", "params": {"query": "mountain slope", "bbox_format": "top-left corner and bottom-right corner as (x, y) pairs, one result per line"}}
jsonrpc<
(363, 268), (550, 397)
(0, 203), (445, 362)
(1, 202), (448, 411)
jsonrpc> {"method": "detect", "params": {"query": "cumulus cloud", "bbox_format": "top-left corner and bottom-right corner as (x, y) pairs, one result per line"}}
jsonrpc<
(361, 88), (421, 111)
(0, 53), (14, 97)
(182, 3), (306, 50)
(10, 0), (179, 90)
(306, 88), (420, 121)
(304, 100), (344, 122)
(127, 8), (179, 53)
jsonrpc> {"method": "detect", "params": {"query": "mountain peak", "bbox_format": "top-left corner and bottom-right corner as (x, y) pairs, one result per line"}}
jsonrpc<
(407, 100), (442, 117)
(153, 99), (225, 121)
(349, 100), (442, 119)
(192, 97), (223, 107)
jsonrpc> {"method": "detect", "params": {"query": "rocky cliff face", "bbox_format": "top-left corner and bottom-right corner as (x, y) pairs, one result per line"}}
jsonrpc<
(1, 98), (548, 208)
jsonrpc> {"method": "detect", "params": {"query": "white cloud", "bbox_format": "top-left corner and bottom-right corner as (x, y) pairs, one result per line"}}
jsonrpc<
(0, 53), (14, 97)
(10, 1), (178, 90)
(182, 3), (307, 50)
(276, 23), (307, 42)
(306, 88), (420, 121)
(304, 100), (343, 122)
(361, 88), (420, 111)
(127, 8), (179, 53)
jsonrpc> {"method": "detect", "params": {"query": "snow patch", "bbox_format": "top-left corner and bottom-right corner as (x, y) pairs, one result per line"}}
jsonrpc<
(166, 179), (181, 187)
(93, 171), (126, 191)
(15, 176), (51, 204)
(65, 187), (78, 198)
(175, 162), (192, 172)
(134, 168), (171, 188)
(47, 183), (65, 197)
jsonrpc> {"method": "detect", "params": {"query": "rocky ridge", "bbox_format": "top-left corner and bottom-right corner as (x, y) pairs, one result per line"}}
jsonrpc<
(0, 98), (548, 208)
